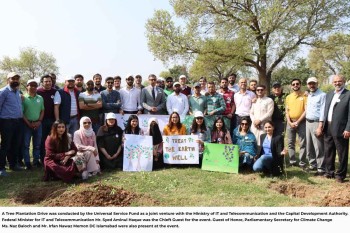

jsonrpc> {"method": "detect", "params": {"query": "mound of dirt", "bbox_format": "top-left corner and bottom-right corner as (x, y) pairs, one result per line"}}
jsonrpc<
(269, 182), (312, 198)
(13, 186), (66, 205)
(43, 183), (158, 207)
(320, 183), (350, 207)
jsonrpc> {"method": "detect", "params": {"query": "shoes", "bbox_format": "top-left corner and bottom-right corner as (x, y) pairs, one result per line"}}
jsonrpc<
(10, 165), (23, 171)
(0, 170), (9, 177)
(18, 160), (25, 167)
(82, 171), (88, 180)
(336, 177), (345, 183)
(323, 173), (334, 179)
(308, 166), (317, 171)
(314, 171), (325, 176)
(33, 161), (43, 168)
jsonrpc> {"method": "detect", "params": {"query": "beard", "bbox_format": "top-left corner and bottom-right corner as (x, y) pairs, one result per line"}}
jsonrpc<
(10, 82), (19, 88)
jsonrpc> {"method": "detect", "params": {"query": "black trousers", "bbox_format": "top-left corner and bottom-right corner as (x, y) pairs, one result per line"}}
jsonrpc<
(323, 126), (349, 179)
(0, 118), (22, 169)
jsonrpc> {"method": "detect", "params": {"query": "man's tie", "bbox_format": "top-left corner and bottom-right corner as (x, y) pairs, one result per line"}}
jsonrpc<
(152, 87), (155, 100)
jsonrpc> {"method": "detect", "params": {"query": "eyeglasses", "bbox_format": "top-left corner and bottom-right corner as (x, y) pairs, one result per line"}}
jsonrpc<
(83, 122), (92, 125)
(256, 89), (264, 92)
(241, 123), (248, 126)
(196, 117), (204, 120)
(291, 83), (300, 86)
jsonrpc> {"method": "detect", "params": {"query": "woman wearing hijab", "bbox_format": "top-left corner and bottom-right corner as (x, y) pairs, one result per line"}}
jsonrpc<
(73, 116), (100, 179)
(96, 113), (124, 170)
(44, 120), (77, 182)
(145, 117), (163, 169)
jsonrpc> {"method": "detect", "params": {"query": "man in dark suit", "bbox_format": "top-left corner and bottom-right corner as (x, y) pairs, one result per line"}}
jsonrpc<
(141, 74), (167, 115)
(322, 74), (350, 183)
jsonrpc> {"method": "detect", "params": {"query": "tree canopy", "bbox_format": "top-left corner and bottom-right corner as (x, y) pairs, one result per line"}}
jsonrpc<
(308, 33), (350, 82)
(146, 0), (350, 92)
(0, 47), (59, 86)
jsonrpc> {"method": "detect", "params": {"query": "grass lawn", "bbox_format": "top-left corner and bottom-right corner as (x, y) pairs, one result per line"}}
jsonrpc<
(1, 162), (349, 207)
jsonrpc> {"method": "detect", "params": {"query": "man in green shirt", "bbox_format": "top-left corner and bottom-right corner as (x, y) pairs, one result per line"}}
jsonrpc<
(189, 82), (207, 115)
(22, 79), (45, 169)
(164, 77), (174, 98)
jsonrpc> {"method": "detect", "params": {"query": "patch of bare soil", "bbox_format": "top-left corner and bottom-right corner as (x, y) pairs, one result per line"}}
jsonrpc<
(320, 183), (350, 207)
(43, 183), (159, 207)
(13, 186), (66, 205)
(269, 182), (315, 198)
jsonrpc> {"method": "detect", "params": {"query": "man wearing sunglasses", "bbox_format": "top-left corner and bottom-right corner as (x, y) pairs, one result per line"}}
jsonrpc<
(285, 78), (307, 168)
(164, 77), (174, 98)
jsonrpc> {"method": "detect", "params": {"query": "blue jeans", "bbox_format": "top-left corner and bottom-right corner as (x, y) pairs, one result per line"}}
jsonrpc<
(23, 123), (42, 165)
(67, 117), (79, 136)
(253, 154), (273, 172)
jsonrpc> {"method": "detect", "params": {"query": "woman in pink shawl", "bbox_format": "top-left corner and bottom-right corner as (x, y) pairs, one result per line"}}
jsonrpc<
(73, 116), (100, 180)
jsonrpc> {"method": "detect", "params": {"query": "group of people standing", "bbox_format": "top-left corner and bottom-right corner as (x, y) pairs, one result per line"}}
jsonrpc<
(0, 71), (349, 184)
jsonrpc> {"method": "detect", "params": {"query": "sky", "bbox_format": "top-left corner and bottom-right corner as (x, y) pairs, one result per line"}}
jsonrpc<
(0, 0), (173, 84)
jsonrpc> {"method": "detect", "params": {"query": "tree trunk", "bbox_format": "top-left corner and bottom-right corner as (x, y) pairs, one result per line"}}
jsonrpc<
(258, 71), (271, 95)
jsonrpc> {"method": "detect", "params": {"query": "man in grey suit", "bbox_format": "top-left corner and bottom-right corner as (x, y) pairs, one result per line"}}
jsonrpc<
(322, 74), (350, 183)
(141, 74), (167, 115)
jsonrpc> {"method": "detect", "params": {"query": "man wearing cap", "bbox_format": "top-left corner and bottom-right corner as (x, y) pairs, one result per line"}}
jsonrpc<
(93, 73), (106, 93)
(37, 74), (59, 164)
(79, 79), (102, 133)
(268, 82), (287, 136)
(189, 82), (207, 115)
(22, 79), (44, 169)
(164, 77), (174, 98)
(101, 77), (121, 120)
(285, 78), (307, 168)
(206, 81), (226, 115)
(141, 74), (166, 115)
(0, 72), (24, 175)
(166, 81), (189, 118)
(178, 75), (192, 96)
(54, 76), (80, 136)
(228, 73), (239, 93)
(74, 74), (86, 92)
(119, 75), (143, 115)
(305, 77), (326, 175)
(322, 74), (350, 183)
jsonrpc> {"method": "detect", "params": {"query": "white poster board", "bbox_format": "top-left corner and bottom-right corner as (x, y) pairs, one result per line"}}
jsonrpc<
(163, 135), (199, 164)
(123, 134), (153, 171)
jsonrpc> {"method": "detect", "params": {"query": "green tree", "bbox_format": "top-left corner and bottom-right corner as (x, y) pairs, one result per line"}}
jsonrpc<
(308, 33), (350, 82)
(160, 65), (189, 81)
(0, 47), (59, 85)
(146, 0), (350, 92)
(272, 58), (313, 91)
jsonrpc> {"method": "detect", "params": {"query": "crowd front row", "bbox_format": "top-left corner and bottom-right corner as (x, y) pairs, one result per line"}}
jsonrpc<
(43, 111), (286, 183)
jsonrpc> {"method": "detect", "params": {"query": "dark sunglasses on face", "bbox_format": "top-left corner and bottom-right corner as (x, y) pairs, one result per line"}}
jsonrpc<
(256, 89), (264, 92)
(292, 83), (300, 86)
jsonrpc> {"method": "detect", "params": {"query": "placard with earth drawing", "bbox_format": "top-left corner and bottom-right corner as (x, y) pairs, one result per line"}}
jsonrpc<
(201, 143), (239, 173)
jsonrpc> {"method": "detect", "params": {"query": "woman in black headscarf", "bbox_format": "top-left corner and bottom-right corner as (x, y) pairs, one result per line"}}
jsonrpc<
(145, 117), (163, 169)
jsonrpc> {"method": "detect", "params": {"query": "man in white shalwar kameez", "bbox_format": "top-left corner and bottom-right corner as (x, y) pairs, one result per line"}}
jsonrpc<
(250, 85), (274, 145)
